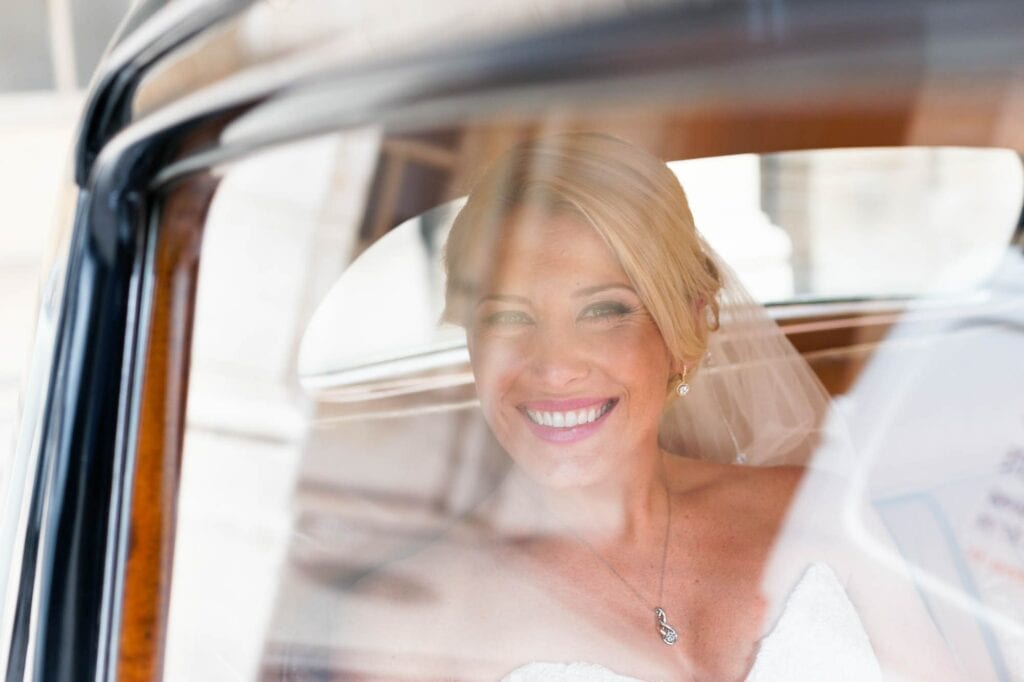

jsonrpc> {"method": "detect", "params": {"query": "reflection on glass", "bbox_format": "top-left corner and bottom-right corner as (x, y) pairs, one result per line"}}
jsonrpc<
(838, 248), (1024, 681)
(180, 133), (1022, 680)
(299, 147), (1023, 399)
(676, 148), (1022, 303)
(298, 200), (470, 404)
(301, 135), (970, 680)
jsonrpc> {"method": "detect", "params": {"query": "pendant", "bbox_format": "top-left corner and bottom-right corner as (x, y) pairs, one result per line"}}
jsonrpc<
(654, 607), (678, 645)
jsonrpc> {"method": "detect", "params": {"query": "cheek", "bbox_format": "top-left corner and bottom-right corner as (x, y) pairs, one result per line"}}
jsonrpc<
(468, 336), (526, 406)
(599, 325), (673, 378)
(598, 329), (675, 419)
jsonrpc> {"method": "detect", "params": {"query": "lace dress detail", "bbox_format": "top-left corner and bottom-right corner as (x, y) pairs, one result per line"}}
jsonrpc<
(502, 563), (882, 682)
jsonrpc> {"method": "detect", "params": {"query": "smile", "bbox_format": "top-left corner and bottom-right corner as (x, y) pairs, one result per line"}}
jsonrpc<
(523, 399), (617, 429)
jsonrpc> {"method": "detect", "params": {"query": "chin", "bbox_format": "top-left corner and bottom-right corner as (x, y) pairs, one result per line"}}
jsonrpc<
(508, 446), (619, 491)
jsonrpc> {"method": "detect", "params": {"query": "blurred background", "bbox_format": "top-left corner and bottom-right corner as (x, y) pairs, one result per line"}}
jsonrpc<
(0, 0), (131, 482)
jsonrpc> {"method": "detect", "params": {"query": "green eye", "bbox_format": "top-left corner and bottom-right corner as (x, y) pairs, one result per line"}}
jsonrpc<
(581, 301), (632, 319)
(483, 310), (533, 326)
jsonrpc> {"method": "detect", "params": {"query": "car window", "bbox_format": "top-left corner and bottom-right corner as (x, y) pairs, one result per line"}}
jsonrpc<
(673, 148), (1022, 303)
(161, 117), (1023, 681)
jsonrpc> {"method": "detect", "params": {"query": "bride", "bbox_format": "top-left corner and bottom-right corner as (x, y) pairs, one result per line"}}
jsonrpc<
(335, 134), (959, 681)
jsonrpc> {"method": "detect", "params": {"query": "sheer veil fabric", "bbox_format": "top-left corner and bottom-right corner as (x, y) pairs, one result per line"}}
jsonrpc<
(658, 249), (846, 473)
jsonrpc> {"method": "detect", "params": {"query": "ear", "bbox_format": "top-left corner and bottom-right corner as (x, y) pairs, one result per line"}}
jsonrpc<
(695, 297), (711, 328)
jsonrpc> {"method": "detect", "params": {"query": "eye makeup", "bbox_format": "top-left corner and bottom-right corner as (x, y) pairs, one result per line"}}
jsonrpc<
(480, 309), (534, 327)
(578, 300), (637, 320)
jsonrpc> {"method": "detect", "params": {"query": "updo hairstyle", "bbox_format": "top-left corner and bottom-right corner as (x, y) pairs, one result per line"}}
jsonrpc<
(442, 133), (722, 374)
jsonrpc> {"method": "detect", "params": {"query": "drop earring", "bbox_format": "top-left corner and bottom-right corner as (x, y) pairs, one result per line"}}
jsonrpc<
(673, 368), (690, 397)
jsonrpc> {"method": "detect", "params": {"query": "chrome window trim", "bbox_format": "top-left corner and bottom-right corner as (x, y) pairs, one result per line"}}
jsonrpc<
(146, 0), (1024, 191)
(75, 0), (254, 185)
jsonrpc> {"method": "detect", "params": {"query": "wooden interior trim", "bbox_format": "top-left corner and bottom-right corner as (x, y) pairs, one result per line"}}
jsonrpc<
(116, 172), (218, 682)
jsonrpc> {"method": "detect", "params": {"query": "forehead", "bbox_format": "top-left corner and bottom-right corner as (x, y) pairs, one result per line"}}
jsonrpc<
(487, 206), (629, 289)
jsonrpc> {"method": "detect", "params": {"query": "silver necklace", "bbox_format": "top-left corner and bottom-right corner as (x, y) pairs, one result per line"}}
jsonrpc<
(569, 490), (679, 646)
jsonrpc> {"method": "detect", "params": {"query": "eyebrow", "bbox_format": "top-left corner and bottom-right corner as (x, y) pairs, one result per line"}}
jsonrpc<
(476, 283), (635, 307)
(572, 283), (636, 298)
(477, 294), (530, 306)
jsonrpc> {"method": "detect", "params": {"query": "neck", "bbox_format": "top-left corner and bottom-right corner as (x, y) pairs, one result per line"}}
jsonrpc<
(512, 444), (671, 548)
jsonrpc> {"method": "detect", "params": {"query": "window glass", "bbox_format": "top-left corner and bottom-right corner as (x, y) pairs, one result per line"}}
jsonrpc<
(166, 121), (1024, 682)
(164, 128), (380, 680)
(672, 148), (1022, 303)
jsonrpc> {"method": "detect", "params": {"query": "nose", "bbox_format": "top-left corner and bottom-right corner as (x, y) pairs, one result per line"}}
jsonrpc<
(528, 325), (590, 388)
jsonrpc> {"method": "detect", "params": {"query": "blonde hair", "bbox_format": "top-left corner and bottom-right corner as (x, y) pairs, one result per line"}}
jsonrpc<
(443, 133), (722, 371)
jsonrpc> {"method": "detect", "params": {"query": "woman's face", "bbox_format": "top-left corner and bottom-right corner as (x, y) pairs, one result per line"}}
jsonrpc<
(466, 206), (678, 489)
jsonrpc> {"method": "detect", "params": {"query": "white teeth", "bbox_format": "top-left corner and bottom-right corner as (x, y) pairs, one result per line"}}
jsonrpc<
(525, 401), (613, 429)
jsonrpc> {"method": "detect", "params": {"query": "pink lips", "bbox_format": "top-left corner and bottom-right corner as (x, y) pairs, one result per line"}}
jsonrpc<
(518, 397), (617, 443)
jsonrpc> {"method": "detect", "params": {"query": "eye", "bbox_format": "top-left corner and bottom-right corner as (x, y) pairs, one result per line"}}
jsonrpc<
(579, 301), (634, 320)
(481, 310), (534, 327)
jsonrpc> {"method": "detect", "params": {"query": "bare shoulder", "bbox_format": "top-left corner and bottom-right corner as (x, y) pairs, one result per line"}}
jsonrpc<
(664, 453), (805, 516)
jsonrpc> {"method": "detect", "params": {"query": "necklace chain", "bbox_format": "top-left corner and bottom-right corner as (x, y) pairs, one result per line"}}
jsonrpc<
(572, 490), (671, 608)
(567, 487), (679, 645)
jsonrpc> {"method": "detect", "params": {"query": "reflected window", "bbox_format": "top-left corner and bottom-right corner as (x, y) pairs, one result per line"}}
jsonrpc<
(673, 148), (1023, 303)
(165, 131), (1024, 682)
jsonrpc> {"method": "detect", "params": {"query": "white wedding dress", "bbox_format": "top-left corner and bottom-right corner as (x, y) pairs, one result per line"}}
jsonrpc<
(502, 563), (882, 682)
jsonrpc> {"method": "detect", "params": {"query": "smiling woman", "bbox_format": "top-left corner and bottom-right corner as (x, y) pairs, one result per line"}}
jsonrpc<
(318, 134), (963, 680)
(464, 206), (677, 488)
